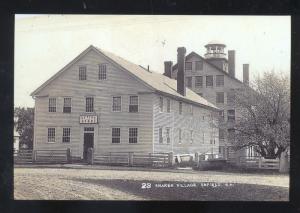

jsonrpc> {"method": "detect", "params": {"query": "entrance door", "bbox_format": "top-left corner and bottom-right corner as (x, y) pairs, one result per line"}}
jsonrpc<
(83, 132), (94, 160)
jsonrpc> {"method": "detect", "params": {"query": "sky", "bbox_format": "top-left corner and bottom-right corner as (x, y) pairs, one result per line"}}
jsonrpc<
(15, 15), (291, 107)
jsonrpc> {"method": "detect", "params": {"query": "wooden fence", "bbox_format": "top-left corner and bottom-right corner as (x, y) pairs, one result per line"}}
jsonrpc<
(91, 150), (172, 168)
(14, 149), (33, 164)
(239, 156), (280, 170)
(14, 149), (71, 164)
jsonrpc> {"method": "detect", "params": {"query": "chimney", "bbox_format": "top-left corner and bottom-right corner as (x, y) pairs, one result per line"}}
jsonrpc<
(243, 64), (249, 85)
(228, 50), (235, 77)
(177, 47), (186, 96)
(164, 61), (173, 78)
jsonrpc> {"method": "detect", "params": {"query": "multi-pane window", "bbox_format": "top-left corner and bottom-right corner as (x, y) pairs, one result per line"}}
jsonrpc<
(79, 66), (87, 80)
(112, 96), (121, 112)
(48, 128), (55, 142)
(195, 76), (203, 88)
(159, 128), (163, 143)
(166, 99), (171, 113)
(195, 61), (203, 70)
(86, 97), (94, 112)
(178, 129), (182, 144)
(227, 109), (235, 122)
(166, 128), (170, 144)
(216, 92), (225, 104)
(179, 102), (182, 114)
(216, 75), (224, 87)
(206, 75), (213, 87)
(63, 97), (72, 113)
(159, 97), (163, 112)
(186, 77), (192, 88)
(99, 64), (107, 80)
(48, 98), (56, 112)
(185, 62), (192, 70)
(129, 128), (138, 143)
(62, 128), (70, 143)
(219, 129), (225, 139)
(112, 128), (120, 143)
(129, 96), (138, 112)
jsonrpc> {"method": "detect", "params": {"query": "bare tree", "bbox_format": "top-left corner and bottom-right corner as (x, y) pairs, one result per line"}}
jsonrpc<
(233, 71), (290, 159)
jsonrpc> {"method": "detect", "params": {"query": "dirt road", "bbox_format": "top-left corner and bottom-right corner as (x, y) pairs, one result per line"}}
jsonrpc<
(14, 167), (289, 200)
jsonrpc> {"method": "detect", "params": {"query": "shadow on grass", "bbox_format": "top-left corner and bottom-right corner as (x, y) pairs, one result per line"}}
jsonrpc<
(68, 178), (289, 201)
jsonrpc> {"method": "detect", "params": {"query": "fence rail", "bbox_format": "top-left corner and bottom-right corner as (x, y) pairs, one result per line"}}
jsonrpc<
(14, 150), (33, 164)
(92, 151), (171, 167)
(239, 156), (279, 170)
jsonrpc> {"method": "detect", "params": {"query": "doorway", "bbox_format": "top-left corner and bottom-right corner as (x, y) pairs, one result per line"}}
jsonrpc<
(83, 132), (94, 161)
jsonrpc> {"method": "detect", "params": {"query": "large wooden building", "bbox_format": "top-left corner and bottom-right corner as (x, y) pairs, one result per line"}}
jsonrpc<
(165, 41), (251, 160)
(31, 45), (220, 160)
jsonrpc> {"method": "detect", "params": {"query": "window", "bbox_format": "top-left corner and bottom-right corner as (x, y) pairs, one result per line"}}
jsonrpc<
(99, 64), (107, 80)
(186, 77), (192, 88)
(178, 129), (182, 144)
(185, 62), (192, 70)
(195, 76), (203, 88)
(84, 127), (94, 132)
(159, 128), (163, 143)
(216, 92), (224, 104)
(166, 99), (171, 113)
(159, 97), (163, 112)
(228, 128), (235, 141)
(190, 130), (193, 144)
(195, 61), (203, 70)
(48, 128), (55, 142)
(227, 109), (235, 122)
(206, 75), (213, 87)
(112, 128), (120, 143)
(216, 75), (224, 87)
(166, 128), (170, 144)
(79, 66), (86, 80)
(112, 96), (121, 112)
(219, 129), (225, 139)
(197, 93), (203, 97)
(62, 128), (70, 143)
(129, 96), (138, 112)
(48, 98), (56, 112)
(63, 98), (72, 113)
(129, 128), (138, 143)
(86, 97), (94, 112)
(179, 102), (182, 114)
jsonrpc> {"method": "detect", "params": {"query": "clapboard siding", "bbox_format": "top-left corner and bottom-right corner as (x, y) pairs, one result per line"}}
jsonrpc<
(172, 54), (244, 156)
(34, 49), (154, 157)
(153, 94), (219, 155)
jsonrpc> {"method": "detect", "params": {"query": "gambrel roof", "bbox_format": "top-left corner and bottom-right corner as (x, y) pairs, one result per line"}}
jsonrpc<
(172, 51), (245, 85)
(31, 45), (219, 111)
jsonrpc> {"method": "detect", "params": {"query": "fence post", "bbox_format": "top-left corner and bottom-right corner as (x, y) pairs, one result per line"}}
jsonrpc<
(87, 148), (94, 165)
(194, 152), (199, 167)
(67, 148), (72, 163)
(279, 150), (289, 173)
(128, 152), (133, 166)
(168, 152), (174, 167)
(32, 150), (37, 163)
(258, 157), (262, 168)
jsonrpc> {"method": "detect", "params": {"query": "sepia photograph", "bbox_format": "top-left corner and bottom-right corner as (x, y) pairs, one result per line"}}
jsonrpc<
(13, 15), (290, 201)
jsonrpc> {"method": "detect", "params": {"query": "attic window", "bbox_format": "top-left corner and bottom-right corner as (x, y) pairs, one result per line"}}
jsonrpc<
(79, 66), (87, 80)
(99, 64), (107, 80)
(185, 62), (192, 70)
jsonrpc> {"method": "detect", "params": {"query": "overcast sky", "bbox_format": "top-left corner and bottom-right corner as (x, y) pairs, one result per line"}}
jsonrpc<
(15, 15), (290, 107)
